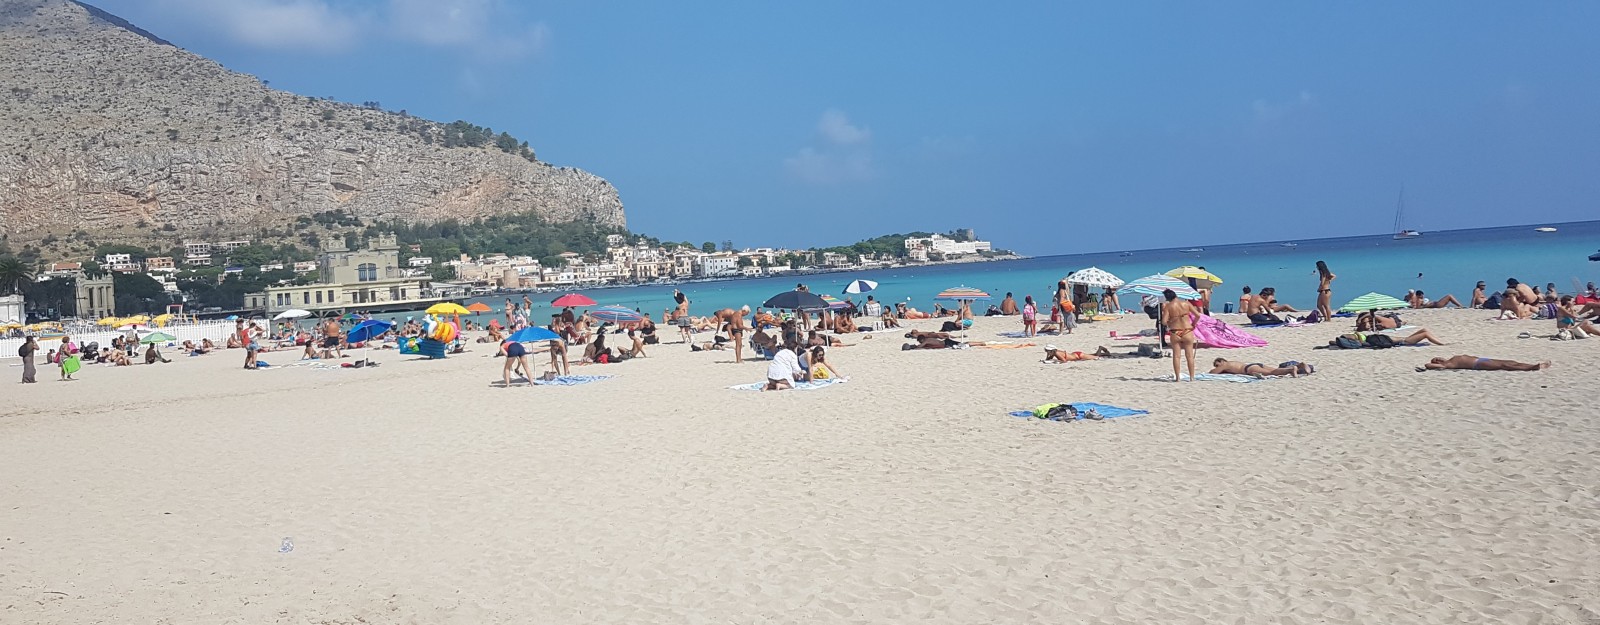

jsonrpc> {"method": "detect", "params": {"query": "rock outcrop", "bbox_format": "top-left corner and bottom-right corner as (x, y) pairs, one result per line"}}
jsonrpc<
(0, 0), (625, 252)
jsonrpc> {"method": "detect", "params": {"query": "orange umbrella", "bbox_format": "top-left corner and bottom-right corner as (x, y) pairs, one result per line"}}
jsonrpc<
(467, 302), (493, 313)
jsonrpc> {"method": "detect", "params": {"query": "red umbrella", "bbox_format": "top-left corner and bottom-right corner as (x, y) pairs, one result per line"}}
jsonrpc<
(551, 293), (596, 307)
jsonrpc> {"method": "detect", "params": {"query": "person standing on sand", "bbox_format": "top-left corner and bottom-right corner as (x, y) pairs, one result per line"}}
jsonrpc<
(672, 290), (692, 345)
(321, 316), (344, 358)
(502, 339), (532, 386)
(714, 306), (750, 363)
(1000, 293), (1018, 315)
(19, 335), (38, 383)
(1161, 289), (1199, 382)
(1315, 261), (1336, 321)
(1021, 296), (1038, 337)
(1054, 281), (1075, 334)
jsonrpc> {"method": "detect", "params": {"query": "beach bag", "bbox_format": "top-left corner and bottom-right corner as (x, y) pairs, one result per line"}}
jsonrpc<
(17, 344), (26, 357)
(1555, 329), (1573, 341)
(1482, 293), (1501, 310)
(1334, 335), (1363, 350)
(1365, 334), (1396, 349)
(1249, 313), (1282, 325)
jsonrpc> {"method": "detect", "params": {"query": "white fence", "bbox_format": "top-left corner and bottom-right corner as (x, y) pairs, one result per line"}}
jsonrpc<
(0, 320), (241, 359)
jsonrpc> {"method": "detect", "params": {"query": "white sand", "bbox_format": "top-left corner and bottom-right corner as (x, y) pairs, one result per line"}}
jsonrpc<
(3, 309), (1598, 623)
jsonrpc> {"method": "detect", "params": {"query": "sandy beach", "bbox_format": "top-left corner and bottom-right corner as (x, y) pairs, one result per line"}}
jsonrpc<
(3, 308), (1598, 623)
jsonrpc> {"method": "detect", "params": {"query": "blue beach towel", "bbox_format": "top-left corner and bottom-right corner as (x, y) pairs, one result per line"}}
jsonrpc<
(728, 378), (847, 391)
(1008, 402), (1149, 421)
(1170, 373), (1263, 382)
(532, 375), (613, 386)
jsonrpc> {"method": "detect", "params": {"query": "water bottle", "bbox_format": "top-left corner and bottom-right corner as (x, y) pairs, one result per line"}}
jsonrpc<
(278, 537), (294, 553)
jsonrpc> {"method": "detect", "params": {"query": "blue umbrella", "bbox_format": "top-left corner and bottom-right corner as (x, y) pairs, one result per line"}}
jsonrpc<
(507, 326), (561, 343)
(225, 314), (240, 321)
(345, 319), (395, 344)
(588, 305), (643, 324)
(763, 290), (829, 311)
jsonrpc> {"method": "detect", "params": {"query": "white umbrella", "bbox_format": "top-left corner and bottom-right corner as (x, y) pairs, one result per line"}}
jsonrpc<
(274, 309), (312, 320)
(1065, 267), (1124, 288)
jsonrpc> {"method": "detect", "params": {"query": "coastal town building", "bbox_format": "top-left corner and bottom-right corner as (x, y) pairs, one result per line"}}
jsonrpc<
(0, 294), (23, 324)
(74, 273), (115, 320)
(144, 256), (176, 273)
(904, 234), (993, 261)
(259, 234), (442, 315)
(183, 241), (213, 266)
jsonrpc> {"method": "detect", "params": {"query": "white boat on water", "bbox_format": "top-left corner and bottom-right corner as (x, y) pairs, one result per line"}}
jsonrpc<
(1179, 248), (1204, 253)
(1392, 188), (1422, 239)
(1280, 242), (1298, 248)
(1535, 227), (1557, 233)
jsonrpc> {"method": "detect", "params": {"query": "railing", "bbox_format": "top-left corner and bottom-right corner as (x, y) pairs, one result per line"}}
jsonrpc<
(0, 320), (239, 360)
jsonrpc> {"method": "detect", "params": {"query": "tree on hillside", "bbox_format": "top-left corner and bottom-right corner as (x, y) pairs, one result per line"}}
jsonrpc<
(701, 242), (716, 253)
(112, 272), (172, 315)
(0, 256), (34, 295)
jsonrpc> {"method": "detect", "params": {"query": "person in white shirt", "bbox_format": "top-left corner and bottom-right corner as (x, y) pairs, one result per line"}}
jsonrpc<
(764, 341), (802, 390)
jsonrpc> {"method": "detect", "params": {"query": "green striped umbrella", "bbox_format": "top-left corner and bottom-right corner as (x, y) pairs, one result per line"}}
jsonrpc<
(1339, 292), (1408, 312)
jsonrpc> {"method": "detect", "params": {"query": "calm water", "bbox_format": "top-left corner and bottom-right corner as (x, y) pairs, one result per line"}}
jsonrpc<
(419, 221), (1600, 323)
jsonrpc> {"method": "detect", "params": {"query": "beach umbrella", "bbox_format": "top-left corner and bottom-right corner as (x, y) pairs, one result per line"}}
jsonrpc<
(345, 318), (395, 365)
(1166, 266), (1223, 289)
(1065, 267), (1125, 288)
(506, 326), (562, 343)
(763, 290), (830, 311)
(273, 309), (312, 320)
(551, 293), (596, 307)
(934, 286), (992, 301)
(152, 313), (174, 327)
(819, 294), (850, 310)
(1118, 274), (1201, 300)
(225, 314), (240, 321)
(1339, 292), (1408, 312)
(842, 279), (878, 294)
(341, 313), (362, 322)
(467, 302), (493, 313)
(589, 305), (643, 324)
(139, 331), (176, 345)
(97, 317), (120, 326)
(426, 302), (471, 315)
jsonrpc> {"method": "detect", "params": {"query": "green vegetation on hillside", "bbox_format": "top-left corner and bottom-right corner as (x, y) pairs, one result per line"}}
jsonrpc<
(374, 213), (627, 281)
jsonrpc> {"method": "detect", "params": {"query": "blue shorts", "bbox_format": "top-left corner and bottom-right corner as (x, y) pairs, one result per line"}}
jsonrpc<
(505, 342), (527, 358)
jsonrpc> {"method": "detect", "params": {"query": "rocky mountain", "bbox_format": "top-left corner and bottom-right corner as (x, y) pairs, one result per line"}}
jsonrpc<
(0, 0), (625, 258)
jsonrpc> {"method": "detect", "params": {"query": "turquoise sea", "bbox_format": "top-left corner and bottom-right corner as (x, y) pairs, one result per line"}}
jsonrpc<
(445, 221), (1600, 322)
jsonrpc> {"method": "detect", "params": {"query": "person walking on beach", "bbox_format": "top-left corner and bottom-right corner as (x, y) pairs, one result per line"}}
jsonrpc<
(1161, 289), (1199, 382)
(18, 335), (38, 383)
(57, 335), (78, 381)
(1053, 281), (1075, 334)
(321, 316), (344, 358)
(1315, 261), (1336, 321)
(714, 306), (750, 363)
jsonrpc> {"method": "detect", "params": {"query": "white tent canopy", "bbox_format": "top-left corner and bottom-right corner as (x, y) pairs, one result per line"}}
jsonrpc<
(1065, 267), (1125, 288)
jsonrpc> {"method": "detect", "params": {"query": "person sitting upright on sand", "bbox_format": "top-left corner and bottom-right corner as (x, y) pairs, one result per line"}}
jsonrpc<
(999, 293), (1019, 315)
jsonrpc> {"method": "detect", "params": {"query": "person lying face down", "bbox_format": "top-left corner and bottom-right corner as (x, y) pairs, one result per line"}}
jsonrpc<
(1210, 358), (1313, 378)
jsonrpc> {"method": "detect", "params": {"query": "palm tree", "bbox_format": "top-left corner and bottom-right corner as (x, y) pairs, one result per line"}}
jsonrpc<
(0, 256), (34, 295)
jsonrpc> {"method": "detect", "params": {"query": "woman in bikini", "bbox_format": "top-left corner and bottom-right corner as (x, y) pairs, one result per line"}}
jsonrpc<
(1054, 281), (1075, 334)
(1315, 261), (1335, 320)
(1043, 345), (1111, 362)
(1418, 355), (1549, 372)
(1210, 358), (1312, 378)
(1556, 296), (1600, 337)
(1160, 289), (1199, 382)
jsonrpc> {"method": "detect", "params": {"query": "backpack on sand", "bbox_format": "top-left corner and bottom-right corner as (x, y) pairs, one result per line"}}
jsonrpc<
(1365, 334), (1396, 349)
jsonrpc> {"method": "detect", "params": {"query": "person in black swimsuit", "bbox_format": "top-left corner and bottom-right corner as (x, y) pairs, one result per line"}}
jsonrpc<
(502, 340), (532, 386)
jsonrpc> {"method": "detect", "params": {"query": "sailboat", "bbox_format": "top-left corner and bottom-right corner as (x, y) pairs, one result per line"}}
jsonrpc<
(1392, 189), (1422, 239)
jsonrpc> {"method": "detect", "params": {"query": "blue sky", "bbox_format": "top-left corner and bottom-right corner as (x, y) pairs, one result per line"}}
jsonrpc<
(92, 1), (1600, 254)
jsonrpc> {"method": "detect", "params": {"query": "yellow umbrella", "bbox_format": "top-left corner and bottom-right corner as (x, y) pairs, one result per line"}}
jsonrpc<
(97, 317), (122, 326)
(425, 302), (471, 315)
(153, 313), (174, 327)
(1166, 266), (1223, 289)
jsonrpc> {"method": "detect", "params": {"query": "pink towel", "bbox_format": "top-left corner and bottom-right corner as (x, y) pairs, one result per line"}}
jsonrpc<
(1191, 313), (1267, 348)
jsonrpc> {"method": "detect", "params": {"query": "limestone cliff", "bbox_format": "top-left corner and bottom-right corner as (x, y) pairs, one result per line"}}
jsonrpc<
(0, 0), (625, 254)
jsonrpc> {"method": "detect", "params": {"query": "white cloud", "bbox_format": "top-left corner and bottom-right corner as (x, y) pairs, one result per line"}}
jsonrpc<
(152, 0), (547, 59)
(817, 109), (870, 146)
(386, 0), (548, 59)
(785, 109), (877, 185)
(155, 0), (366, 53)
(1252, 90), (1316, 122)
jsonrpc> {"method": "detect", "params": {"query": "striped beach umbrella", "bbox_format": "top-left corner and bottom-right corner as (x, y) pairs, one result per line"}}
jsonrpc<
(588, 305), (643, 323)
(1065, 267), (1125, 288)
(842, 279), (878, 294)
(1339, 292), (1408, 312)
(1118, 274), (1201, 300)
(934, 286), (992, 301)
(818, 294), (850, 310)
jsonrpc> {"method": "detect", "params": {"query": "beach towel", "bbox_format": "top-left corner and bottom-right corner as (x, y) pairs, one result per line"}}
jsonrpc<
(1169, 373), (1263, 383)
(532, 375), (613, 386)
(1008, 402), (1148, 421)
(1192, 313), (1268, 348)
(728, 378), (847, 391)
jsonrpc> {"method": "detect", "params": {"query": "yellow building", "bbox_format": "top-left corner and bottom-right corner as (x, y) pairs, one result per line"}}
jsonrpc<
(261, 234), (444, 315)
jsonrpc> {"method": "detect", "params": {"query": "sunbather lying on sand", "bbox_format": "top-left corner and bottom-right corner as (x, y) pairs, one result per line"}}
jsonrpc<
(1210, 358), (1314, 378)
(901, 331), (989, 350)
(1043, 345), (1111, 362)
(1354, 311), (1403, 331)
(1416, 355), (1550, 372)
(1330, 327), (1448, 347)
